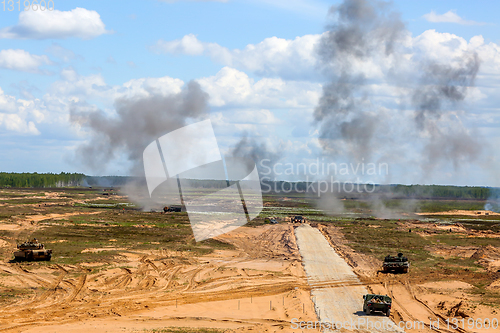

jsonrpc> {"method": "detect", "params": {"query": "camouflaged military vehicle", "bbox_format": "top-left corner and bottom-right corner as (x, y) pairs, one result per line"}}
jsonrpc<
(14, 239), (52, 261)
(382, 252), (409, 273)
(363, 294), (392, 316)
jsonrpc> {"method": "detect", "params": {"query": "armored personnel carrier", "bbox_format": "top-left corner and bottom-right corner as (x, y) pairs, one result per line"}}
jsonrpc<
(14, 239), (52, 261)
(382, 252), (409, 273)
(291, 215), (305, 223)
(363, 294), (392, 316)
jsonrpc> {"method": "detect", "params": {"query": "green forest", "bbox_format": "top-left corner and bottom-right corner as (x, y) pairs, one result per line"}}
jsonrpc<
(0, 173), (497, 200)
(0, 172), (85, 188)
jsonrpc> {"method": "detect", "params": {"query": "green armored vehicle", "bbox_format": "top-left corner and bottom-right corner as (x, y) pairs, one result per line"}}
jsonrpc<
(382, 252), (409, 273)
(14, 238), (52, 261)
(363, 294), (392, 316)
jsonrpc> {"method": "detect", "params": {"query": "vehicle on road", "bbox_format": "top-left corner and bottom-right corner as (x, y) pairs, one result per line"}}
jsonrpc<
(382, 253), (409, 273)
(363, 294), (392, 316)
(291, 215), (305, 223)
(14, 239), (52, 261)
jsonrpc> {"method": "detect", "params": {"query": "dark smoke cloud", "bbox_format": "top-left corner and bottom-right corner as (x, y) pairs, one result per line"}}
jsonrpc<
(315, 0), (481, 176)
(413, 53), (480, 129)
(229, 135), (282, 175)
(70, 81), (209, 175)
(314, 0), (482, 217)
(314, 0), (406, 162)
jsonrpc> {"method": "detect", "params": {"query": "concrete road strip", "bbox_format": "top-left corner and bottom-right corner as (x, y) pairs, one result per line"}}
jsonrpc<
(295, 224), (401, 332)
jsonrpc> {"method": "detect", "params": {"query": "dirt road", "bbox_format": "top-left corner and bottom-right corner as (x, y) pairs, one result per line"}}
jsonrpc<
(295, 224), (401, 332)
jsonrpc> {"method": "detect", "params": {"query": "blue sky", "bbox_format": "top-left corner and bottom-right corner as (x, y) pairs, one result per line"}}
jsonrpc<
(0, 0), (499, 187)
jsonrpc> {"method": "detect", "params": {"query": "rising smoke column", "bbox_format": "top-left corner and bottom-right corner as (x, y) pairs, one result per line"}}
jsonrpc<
(70, 81), (209, 175)
(315, 0), (481, 177)
(314, 0), (406, 162)
(70, 80), (210, 209)
(411, 53), (481, 175)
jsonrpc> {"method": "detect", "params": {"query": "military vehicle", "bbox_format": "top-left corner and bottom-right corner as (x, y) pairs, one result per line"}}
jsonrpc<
(382, 253), (409, 273)
(265, 217), (278, 224)
(14, 239), (52, 261)
(163, 205), (182, 213)
(291, 215), (305, 223)
(363, 294), (392, 316)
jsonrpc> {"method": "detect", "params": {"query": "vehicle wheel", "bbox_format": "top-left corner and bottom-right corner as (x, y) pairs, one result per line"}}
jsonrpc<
(386, 309), (391, 317)
(403, 268), (408, 273)
(46, 254), (52, 261)
(365, 307), (371, 315)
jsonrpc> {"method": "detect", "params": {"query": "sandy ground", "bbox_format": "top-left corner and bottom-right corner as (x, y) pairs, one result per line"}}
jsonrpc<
(295, 224), (399, 332)
(0, 224), (319, 333)
(416, 210), (500, 216)
(1, 208), (500, 333)
(318, 223), (500, 333)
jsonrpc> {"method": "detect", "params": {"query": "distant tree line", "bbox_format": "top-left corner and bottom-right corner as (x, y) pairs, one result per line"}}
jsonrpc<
(388, 184), (491, 199)
(1, 172), (495, 200)
(0, 172), (85, 188)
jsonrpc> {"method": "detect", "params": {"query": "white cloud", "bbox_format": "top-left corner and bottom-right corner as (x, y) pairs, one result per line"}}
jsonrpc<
(0, 49), (51, 73)
(197, 67), (322, 108)
(152, 34), (323, 81)
(422, 10), (486, 26)
(0, 88), (41, 135)
(0, 8), (110, 40)
(118, 76), (184, 100)
(154, 34), (207, 56)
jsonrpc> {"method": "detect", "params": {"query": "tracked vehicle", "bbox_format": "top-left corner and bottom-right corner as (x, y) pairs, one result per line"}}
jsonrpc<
(14, 239), (52, 261)
(382, 252), (409, 273)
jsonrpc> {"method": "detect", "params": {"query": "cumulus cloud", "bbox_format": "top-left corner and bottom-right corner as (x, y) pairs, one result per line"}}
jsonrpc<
(0, 8), (110, 39)
(152, 33), (323, 81)
(423, 10), (486, 26)
(0, 49), (51, 73)
(197, 67), (322, 108)
(0, 88), (41, 135)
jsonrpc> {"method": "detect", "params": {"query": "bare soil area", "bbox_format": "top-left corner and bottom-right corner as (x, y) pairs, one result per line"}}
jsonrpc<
(318, 222), (500, 333)
(0, 222), (316, 333)
(1, 190), (500, 332)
